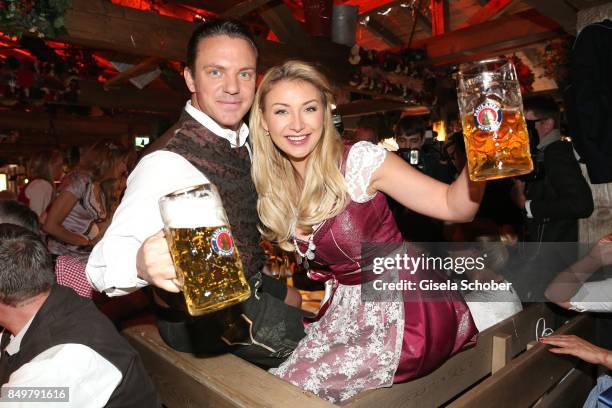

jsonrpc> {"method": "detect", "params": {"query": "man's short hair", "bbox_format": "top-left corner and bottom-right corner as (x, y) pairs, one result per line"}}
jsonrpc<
(0, 200), (40, 234)
(186, 19), (259, 73)
(523, 96), (561, 128)
(395, 116), (427, 137)
(0, 223), (55, 306)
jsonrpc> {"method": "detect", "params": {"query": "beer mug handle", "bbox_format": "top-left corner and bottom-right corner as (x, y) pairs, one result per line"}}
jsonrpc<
(173, 271), (185, 291)
(163, 228), (185, 291)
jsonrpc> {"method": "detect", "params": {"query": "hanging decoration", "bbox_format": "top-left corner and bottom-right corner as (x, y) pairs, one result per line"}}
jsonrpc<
(348, 45), (438, 106)
(0, 0), (72, 38)
(507, 54), (535, 94)
(538, 39), (573, 91)
(0, 49), (103, 109)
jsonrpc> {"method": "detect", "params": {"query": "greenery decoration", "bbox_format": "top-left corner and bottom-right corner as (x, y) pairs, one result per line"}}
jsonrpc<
(0, 0), (72, 38)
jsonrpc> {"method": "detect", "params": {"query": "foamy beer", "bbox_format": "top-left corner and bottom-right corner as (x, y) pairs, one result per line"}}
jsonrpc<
(457, 58), (533, 181)
(158, 184), (250, 316)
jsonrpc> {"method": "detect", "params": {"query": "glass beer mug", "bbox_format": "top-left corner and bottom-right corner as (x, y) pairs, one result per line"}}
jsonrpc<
(159, 184), (251, 316)
(457, 58), (533, 181)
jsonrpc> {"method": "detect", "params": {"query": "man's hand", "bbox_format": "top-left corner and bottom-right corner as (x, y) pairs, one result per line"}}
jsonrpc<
(540, 335), (612, 370)
(136, 230), (181, 293)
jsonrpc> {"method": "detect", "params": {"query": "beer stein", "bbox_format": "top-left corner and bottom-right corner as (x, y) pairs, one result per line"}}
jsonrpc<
(159, 184), (251, 316)
(457, 58), (534, 181)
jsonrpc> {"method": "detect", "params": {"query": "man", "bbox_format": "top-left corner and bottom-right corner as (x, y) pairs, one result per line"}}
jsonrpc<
(395, 117), (426, 151)
(395, 116), (454, 182)
(0, 199), (39, 234)
(515, 96), (594, 243)
(390, 116), (453, 242)
(0, 224), (159, 407)
(0, 200), (94, 298)
(511, 96), (594, 300)
(86, 19), (305, 366)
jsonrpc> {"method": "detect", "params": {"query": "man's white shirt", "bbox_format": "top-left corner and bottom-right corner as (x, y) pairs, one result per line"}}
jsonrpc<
(1, 318), (121, 407)
(86, 101), (249, 296)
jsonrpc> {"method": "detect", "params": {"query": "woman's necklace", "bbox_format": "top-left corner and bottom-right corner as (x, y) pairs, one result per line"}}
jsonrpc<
(292, 222), (322, 270)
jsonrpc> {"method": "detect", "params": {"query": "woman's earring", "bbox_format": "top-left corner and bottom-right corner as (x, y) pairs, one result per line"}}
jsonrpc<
(265, 130), (270, 136)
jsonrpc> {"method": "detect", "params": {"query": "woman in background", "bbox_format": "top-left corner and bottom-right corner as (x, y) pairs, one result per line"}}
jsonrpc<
(19, 149), (64, 222)
(44, 140), (129, 263)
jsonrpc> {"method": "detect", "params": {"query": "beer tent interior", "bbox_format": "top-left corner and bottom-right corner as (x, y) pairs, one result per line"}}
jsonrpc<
(2, 0), (607, 166)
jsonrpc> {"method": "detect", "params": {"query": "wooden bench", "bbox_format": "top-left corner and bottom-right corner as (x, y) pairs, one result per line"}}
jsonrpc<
(123, 303), (595, 407)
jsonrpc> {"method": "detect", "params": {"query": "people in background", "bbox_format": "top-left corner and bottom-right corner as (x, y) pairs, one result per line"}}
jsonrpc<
(0, 223), (160, 407)
(444, 131), (467, 176)
(443, 131), (522, 239)
(0, 199), (94, 298)
(390, 116), (454, 242)
(44, 140), (129, 263)
(511, 96), (594, 299)
(545, 232), (612, 312)
(541, 334), (612, 408)
(18, 149), (64, 222)
(514, 96), (594, 243)
(352, 123), (378, 143)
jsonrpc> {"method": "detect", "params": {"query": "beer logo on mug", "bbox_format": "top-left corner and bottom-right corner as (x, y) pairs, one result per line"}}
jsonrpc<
(211, 227), (234, 256)
(474, 100), (503, 132)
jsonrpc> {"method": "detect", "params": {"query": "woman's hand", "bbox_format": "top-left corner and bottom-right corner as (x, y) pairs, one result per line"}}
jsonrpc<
(540, 335), (612, 370)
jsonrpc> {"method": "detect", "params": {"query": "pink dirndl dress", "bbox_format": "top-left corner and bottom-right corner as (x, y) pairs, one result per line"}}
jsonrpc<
(270, 142), (478, 403)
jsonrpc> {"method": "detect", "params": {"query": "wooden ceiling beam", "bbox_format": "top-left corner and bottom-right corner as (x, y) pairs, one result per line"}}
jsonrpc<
(259, 2), (309, 46)
(358, 1), (403, 18)
(523, 0), (578, 34)
(0, 110), (154, 136)
(431, 0), (448, 35)
(458, 0), (517, 28)
(103, 57), (161, 89)
(163, 0), (227, 14)
(364, 15), (404, 47)
(394, 6), (422, 46)
(412, 9), (563, 65)
(79, 80), (186, 113)
(52, 0), (350, 81)
(221, 0), (276, 18)
(415, 10), (433, 35)
(337, 98), (414, 117)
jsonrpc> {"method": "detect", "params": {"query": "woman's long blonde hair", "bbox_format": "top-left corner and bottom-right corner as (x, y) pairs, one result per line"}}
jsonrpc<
(250, 61), (348, 251)
(27, 150), (62, 183)
(79, 139), (129, 182)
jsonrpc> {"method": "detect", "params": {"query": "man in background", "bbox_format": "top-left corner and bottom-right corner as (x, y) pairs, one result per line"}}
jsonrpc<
(0, 223), (159, 407)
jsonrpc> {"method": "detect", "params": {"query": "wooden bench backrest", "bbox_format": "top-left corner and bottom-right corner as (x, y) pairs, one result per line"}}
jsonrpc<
(123, 324), (334, 408)
(449, 313), (593, 408)
(124, 304), (589, 408)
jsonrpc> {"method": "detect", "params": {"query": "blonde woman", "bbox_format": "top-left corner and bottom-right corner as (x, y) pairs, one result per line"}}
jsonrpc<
(44, 140), (129, 263)
(19, 150), (64, 221)
(249, 61), (485, 403)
